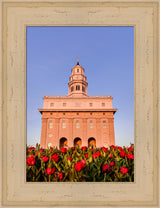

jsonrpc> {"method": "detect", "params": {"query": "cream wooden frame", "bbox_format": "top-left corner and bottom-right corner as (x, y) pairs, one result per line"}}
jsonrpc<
(0, 0), (159, 207)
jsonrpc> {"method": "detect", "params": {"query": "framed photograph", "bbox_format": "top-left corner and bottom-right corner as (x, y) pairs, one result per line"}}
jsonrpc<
(26, 26), (134, 183)
(0, 0), (159, 207)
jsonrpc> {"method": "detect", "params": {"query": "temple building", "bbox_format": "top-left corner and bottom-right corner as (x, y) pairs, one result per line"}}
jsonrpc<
(39, 59), (117, 149)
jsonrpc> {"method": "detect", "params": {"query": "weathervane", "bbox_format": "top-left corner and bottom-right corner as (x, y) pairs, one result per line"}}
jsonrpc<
(77, 57), (79, 65)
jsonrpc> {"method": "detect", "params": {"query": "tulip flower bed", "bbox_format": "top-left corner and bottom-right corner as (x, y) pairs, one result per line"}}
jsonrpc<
(26, 145), (134, 182)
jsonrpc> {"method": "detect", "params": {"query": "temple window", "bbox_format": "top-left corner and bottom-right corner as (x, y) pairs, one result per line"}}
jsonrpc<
(76, 120), (80, 128)
(62, 121), (66, 128)
(103, 121), (106, 128)
(82, 86), (85, 92)
(50, 103), (54, 107)
(89, 103), (93, 107)
(63, 103), (66, 107)
(102, 103), (105, 107)
(90, 120), (93, 128)
(77, 69), (79, 72)
(71, 86), (74, 92)
(49, 121), (53, 129)
(76, 85), (80, 90)
(48, 134), (53, 138)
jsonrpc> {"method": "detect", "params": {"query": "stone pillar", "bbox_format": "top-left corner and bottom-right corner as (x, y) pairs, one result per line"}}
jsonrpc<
(96, 118), (101, 147)
(68, 118), (73, 147)
(54, 118), (60, 148)
(40, 118), (47, 149)
(108, 116), (115, 146)
(82, 118), (88, 146)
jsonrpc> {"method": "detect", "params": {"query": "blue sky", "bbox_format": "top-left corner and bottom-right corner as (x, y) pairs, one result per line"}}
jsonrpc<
(27, 26), (134, 147)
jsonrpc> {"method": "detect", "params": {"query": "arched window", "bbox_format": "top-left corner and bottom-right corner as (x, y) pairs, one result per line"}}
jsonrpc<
(71, 86), (74, 92)
(76, 85), (80, 90)
(59, 138), (68, 149)
(62, 121), (66, 128)
(90, 120), (93, 128)
(82, 86), (85, 92)
(102, 103), (105, 107)
(77, 69), (79, 72)
(88, 138), (96, 148)
(49, 120), (53, 129)
(74, 137), (82, 148)
(50, 103), (54, 107)
(103, 121), (106, 128)
(76, 120), (80, 128)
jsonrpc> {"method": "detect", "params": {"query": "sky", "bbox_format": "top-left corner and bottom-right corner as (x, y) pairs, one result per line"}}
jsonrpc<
(27, 26), (134, 147)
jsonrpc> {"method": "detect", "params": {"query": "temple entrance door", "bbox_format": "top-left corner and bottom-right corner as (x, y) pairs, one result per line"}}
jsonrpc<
(88, 137), (96, 148)
(74, 137), (82, 148)
(59, 137), (68, 149)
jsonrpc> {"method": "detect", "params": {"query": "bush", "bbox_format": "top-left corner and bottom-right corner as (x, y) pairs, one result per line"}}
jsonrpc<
(26, 145), (134, 182)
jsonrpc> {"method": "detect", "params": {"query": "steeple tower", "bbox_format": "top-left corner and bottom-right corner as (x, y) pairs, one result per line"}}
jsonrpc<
(68, 58), (88, 97)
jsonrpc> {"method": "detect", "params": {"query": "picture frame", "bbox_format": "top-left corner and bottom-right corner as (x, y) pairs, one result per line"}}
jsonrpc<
(0, 0), (159, 207)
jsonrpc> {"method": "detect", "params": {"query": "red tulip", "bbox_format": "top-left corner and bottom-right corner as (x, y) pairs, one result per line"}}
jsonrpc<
(120, 150), (126, 158)
(126, 153), (134, 160)
(118, 146), (122, 151)
(110, 145), (116, 150)
(67, 157), (72, 161)
(46, 167), (56, 175)
(27, 147), (35, 153)
(57, 172), (63, 180)
(39, 149), (43, 153)
(81, 146), (87, 151)
(61, 148), (67, 154)
(26, 155), (35, 166)
(85, 153), (88, 158)
(92, 152), (101, 158)
(51, 153), (59, 162)
(101, 147), (108, 152)
(110, 161), (115, 166)
(128, 146), (134, 152)
(81, 159), (86, 169)
(42, 156), (49, 163)
(102, 164), (111, 172)
(74, 162), (82, 172)
(120, 167), (129, 174)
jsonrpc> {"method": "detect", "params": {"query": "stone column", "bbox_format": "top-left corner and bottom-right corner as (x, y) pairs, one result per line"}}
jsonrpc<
(68, 118), (73, 147)
(40, 118), (47, 149)
(54, 118), (60, 148)
(96, 118), (101, 147)
(108, 116), (115, 146)
(82, 118), (88, 146)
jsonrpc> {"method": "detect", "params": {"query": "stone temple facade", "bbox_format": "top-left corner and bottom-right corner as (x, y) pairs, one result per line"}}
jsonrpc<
(39, 59), (117, 149)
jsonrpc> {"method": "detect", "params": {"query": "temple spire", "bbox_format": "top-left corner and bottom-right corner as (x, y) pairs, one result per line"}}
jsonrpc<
(77, 57), (79, 65)
(68, 60), (88, 97)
